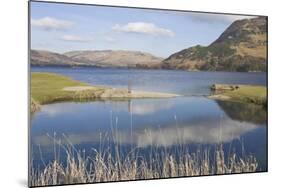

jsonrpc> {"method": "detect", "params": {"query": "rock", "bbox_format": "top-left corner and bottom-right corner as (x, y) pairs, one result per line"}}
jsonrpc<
(210, 84), (239, 91)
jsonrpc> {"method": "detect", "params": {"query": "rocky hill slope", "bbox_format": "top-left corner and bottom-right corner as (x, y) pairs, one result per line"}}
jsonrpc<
(162, 17), (267, 72)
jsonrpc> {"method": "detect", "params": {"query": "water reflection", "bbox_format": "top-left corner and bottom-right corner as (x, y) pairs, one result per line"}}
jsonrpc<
(41, 104), (76, 117)
(114, 99), (174, 115)
(32, 114), (260, 148)
(31, 96), (267, 170)
(215, 100), (267, 125)
(135, 119), (259, 147)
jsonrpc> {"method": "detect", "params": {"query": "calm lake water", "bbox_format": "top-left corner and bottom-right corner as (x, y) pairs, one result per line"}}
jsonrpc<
(30, 66), (267, 171)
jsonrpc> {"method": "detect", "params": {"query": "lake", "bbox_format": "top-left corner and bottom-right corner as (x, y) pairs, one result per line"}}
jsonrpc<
(30, 66), (267, 171)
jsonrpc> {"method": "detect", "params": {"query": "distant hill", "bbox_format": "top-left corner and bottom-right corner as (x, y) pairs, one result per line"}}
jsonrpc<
(31, 49), (163, 68)
(162, 17), (267, 72)
(30, 50), (79, 66)
(64, 50), (163, 68)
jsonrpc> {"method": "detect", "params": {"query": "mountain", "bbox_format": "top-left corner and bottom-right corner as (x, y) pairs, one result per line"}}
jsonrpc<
(162, 17), (267, 72)
(30, 49), (163, 68)
(30, 50), (79, 66)
(64, 50), (163, 68)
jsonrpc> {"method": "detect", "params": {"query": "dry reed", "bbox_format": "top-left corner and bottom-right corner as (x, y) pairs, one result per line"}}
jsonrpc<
(30, 135), (258, 187)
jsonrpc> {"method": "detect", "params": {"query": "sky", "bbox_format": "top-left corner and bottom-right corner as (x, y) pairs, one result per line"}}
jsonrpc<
(30, 1), (255, 58)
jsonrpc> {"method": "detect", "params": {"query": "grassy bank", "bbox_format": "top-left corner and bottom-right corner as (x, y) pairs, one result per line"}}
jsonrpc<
(31, 72), (179, 107)
(31, 73), (105, 105)
(30, 139), (258, 187)
(31, 98), (41, 113)
(209, 84), (267, 106)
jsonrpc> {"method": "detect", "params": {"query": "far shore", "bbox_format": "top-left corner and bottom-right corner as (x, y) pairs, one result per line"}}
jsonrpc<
(31, 72), (180, 112)
(31, 64), (267, 73)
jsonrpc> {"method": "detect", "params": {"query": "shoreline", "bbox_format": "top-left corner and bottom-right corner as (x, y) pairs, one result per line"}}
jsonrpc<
(62, 86), (180, 98)
(31, 72), (180, 112)
(31, 73), (267, 113)
(31, 64), (267, 73)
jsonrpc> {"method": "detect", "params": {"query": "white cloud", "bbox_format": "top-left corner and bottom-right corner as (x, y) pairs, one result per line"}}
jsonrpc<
(112, 22), (175, 37)
(60, 35), (92, 43)
(31, 17), (74, 30)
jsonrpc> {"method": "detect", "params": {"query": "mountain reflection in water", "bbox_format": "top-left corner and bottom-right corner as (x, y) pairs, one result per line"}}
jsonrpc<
(32, 98), (265, 148)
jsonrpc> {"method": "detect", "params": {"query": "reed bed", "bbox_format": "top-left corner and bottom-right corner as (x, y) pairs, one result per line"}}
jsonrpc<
(30, 135), (258, 187)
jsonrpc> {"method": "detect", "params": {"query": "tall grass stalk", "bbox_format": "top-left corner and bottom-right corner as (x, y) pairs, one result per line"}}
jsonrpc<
(30, 135), (258, 187)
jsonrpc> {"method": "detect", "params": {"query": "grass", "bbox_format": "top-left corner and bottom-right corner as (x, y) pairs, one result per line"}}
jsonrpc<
(31, 98), (41, 113)
(223, 85), (267, 106)
(210, 84), (267, 106)
(30, 134), (258, 187)
(31, 72), (105, 104)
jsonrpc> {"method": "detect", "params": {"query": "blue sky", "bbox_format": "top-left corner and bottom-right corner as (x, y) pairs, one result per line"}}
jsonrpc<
(30, 2), (254, 58)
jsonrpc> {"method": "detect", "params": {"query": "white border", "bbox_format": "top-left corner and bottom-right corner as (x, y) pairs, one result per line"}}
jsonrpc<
(0, 0), (280, 188)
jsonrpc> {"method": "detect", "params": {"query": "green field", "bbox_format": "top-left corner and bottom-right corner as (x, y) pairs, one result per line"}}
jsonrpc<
(31, 72), (105, 105)
(210, 84), (267, 106)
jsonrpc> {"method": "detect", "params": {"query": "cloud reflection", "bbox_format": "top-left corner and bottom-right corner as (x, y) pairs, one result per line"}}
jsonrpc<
(110, 99), (174, 115)
(33, 118), (259, 148)
(134, 119), (258, 147)
(40, 103), (76, 117)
